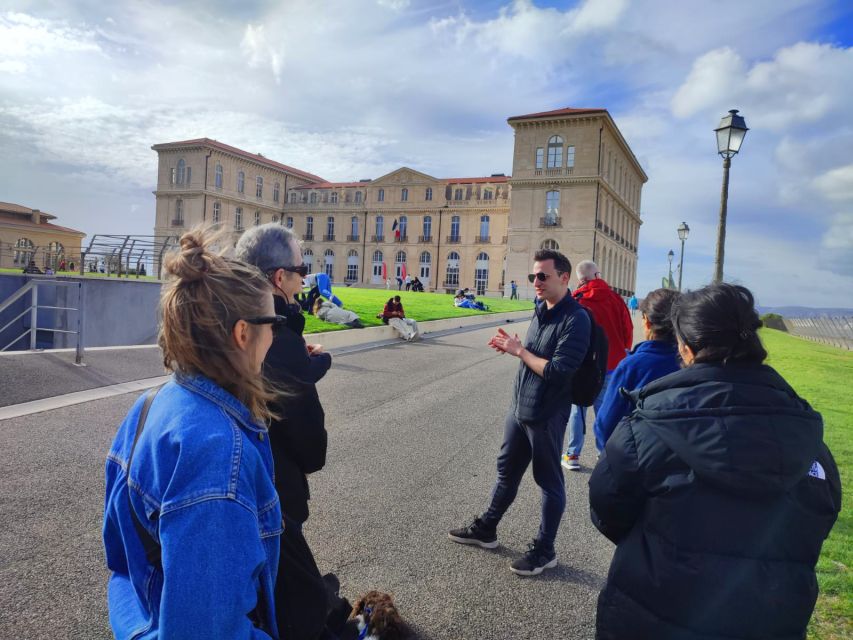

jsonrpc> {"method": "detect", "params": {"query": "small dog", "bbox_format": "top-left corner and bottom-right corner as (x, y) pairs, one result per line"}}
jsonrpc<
(346, 590), (408, 640)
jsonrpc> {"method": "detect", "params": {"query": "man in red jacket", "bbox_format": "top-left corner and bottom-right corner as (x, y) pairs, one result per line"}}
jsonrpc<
(562, 260), (633, 471)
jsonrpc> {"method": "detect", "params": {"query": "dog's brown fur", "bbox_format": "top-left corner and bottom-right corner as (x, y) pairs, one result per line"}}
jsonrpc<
(349, 590), (408, 640)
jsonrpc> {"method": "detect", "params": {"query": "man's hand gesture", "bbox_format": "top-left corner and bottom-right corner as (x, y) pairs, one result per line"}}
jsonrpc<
(488, 328), (524, 358)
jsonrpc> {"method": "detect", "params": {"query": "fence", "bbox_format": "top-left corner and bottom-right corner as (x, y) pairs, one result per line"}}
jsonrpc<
(783, 316), (853, 351)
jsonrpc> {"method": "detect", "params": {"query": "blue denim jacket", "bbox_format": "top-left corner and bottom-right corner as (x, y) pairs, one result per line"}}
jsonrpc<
(103, 374), (282, 639)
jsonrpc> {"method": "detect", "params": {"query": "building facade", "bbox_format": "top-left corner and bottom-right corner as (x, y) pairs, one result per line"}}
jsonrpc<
(152, 108), (645, 296)
(0, 202), (86, 271)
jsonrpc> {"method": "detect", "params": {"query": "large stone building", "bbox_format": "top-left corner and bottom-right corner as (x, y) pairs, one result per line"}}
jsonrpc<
(0, 202), (85, 271)
(152, 107), (645, 296)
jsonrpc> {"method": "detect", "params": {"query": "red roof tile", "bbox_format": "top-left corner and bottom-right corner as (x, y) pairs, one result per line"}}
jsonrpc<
(151, 138), (326, 183)
(0, 212), (85, 236)
(0, 201), (57, 220)
(507, 107), (607, 121)
(296, 181), (372, 189)
(442, 176), (510, 184)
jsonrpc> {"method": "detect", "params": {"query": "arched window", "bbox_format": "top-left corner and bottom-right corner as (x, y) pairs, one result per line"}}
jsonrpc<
(215, 164), (223, 188)
(46, 241), (65, 270)
(423, 215), (432, 240)
(236, 170), (245, 193)
(290, 192), (297, 203)
(378, 188), (385, 202)
(351, 216), (359, 239)
(273, 182), (280, 202)
(306, 216), (314, 238)
(354, 191), (362, 204)
(303, 249), (314, 274)
(310, 192), (318, 204)
(419, 251), (431, 281)
(450, 215), (460, 241)
(401, 188), (408, 202)
(479, 215), (490, 241)
(399, 215), (408, 239)
(425, 187), (433, 201)
(545, 190), (560, 224)
(323, 249), (335, 279)
(14, 237), (34, 264)
(330, 191), (339, 204)
(446, 251), (460, 287)
(395, 250), (406, 278)
(347, 249), (359, 282)
(375, 215), (384, 239)
(547, 135), (563, 168)
(372, 249), (383, 281)
(212, 201), (221, 223)
(541, 239), (560, 251)
(326, 216), (335, 240)
(256, 176), (263, 198)
(482, 189), (493, 200)
(176, 159), (186, 184)
(474, 252), (489, 295)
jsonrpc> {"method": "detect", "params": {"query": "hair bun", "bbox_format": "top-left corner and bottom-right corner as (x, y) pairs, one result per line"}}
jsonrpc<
(164, 230), (218, 283)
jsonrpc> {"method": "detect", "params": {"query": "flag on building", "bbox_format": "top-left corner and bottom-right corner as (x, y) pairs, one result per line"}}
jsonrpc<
(392, 218), (400, 239)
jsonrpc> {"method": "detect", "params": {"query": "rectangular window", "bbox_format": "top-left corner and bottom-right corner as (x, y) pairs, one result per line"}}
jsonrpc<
(254, 211), (260, 226)
(273, 183), (280, 202)
(330, 192), (338, 204)
(566, 145), (575, 168)
(235, 207), (243, 230)
(347, 263), (358, 281)
(535, 147), (544, 169)
(287, 217), (293, 228)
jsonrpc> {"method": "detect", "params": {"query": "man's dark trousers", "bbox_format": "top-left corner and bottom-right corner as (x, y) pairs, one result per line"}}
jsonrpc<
(481, 406), (571, 549)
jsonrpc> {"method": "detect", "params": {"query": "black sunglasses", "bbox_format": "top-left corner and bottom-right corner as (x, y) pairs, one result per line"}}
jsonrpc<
(527, 271), (564, 283)
(244, 315), (289, 333)
(268, 264), (309, 278)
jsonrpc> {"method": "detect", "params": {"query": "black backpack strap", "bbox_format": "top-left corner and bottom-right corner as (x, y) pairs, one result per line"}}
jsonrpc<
(127, 386), (164, 569)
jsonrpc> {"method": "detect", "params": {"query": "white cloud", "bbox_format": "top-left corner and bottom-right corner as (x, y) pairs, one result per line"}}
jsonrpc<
(0, 11), (100, 65)
(377, 0), (411, 10)
(240, 24), (283, 83)
(813, 164), (853, 202)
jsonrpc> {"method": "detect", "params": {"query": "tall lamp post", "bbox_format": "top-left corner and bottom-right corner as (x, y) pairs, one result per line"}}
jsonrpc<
(713, 109), (749, 283)
(667, 249), (675, 289)
(677, 222), (689, 291)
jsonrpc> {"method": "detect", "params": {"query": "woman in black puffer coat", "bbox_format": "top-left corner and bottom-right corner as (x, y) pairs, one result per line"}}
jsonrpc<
(589, 283), (841, 640)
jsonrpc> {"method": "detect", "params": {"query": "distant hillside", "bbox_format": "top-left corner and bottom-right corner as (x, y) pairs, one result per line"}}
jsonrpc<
(758, 306), (853, 318)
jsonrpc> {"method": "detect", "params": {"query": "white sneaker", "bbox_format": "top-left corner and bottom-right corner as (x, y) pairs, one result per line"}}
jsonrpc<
(561, 454), (580, 471)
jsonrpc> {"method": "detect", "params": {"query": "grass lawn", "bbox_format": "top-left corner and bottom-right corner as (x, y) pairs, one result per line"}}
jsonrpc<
(302, 286), (534, 334)
(761, 329), (852, 639)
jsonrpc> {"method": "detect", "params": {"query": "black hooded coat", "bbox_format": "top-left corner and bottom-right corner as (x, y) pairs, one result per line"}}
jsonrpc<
(589, 363), (841, 640)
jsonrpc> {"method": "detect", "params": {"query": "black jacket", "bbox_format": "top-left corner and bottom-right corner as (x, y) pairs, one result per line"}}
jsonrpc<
(264, 296), (332, 524)
(511, 292), (590, 423)
(589, 363), (841, 640)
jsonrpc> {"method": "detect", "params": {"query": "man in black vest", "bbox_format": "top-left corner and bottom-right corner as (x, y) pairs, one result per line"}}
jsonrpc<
(449, 249), (590, 576)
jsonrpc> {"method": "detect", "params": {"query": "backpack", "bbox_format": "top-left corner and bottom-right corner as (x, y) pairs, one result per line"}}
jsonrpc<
(572, 305), (609, 407)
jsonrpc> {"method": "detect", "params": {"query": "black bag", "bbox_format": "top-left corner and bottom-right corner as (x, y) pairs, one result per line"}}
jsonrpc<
(572, 307), (609, 407)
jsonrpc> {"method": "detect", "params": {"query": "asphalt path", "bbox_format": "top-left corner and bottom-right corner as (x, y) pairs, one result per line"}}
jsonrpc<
(0, 320), (628, 640)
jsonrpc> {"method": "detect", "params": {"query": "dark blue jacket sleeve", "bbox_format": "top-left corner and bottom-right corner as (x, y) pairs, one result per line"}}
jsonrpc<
(542, 309), (590, 385)
(593, 361), (632, 451)
(589, 419), (646, 544)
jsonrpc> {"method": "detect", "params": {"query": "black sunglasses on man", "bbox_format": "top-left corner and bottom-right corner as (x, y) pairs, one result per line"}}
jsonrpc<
(268, 264), (309, 278)
(527, 271), (564, 283)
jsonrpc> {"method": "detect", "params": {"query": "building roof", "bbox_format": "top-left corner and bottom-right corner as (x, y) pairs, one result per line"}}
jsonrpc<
(295, 181), (373, 189)
(297, 175), (510, 189)
(507, 107), (608, 122)
(443, 176), (510, 184)
(151, 138), (326, 183)
(0, 201), (57, 220)
(0, 211), (85, 237)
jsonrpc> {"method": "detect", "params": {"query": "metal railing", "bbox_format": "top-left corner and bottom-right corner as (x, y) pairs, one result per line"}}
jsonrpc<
(785, 316), (853, 350)
(0, 278), (85, 363)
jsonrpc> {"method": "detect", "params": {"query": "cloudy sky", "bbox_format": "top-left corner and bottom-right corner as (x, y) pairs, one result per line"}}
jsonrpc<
(1, 0), (852, 307)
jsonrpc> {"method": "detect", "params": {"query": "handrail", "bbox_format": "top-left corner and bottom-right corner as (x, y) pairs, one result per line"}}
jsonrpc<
(0, 280), (35, 315)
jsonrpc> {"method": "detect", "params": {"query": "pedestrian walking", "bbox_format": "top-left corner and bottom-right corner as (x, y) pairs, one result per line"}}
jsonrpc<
(236, 223), (342, 640)
(562, 260), (632, 470)
(592, 288), (681, 450)
(448, 249), (590, 576)
(103, 229), (282, 637)
(628, 294), (638, 317)
(405, 274), (412, 291)
(510, 280), (518, 300)
(590, 283), (841, 640)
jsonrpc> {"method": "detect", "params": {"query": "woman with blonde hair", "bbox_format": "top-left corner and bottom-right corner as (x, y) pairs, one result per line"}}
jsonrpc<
(103, 229), (284, 638)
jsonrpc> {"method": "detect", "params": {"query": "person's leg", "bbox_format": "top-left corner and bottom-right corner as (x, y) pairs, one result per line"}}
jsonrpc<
(564, 404), (586, 458)
(388, 317), (407, 339)
(480, 412), (532, 528)
(529, 408), (570, 549)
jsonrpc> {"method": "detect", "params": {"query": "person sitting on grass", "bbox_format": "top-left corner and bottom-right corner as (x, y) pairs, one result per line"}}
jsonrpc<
(589, 283), (841, 640)
(454, 291), (487, 311)
(381, 295), (420, 341)
(312, 298), (364, 329)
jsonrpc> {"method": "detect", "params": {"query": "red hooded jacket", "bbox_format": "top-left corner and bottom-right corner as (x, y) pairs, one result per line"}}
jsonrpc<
(574, 278), (633, 371)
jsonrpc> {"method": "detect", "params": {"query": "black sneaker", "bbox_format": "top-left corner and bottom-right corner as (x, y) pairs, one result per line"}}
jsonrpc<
(510, 540), (557, 576)
(448, 517), (498, 549)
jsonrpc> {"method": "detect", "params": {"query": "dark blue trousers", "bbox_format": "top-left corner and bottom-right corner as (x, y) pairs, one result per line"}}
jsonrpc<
(481, 408), (570, 549)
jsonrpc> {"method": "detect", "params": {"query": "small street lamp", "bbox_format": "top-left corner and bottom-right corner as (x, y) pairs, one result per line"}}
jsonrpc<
(677, 222), (689, 292)
(667, 249), (675, 289)
(713, 109), (749, 283)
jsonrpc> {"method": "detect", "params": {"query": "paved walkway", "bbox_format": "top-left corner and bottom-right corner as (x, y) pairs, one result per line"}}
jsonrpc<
(0, 314), (646, 639)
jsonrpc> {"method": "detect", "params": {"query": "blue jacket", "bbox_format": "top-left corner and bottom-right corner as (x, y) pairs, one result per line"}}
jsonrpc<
(593, 340), (680, 450)
(103, 374), (282, 639)
(512, 292), (590, 423)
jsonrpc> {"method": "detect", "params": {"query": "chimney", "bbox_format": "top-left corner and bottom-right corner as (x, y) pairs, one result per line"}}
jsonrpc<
(31, 208), (41, 224)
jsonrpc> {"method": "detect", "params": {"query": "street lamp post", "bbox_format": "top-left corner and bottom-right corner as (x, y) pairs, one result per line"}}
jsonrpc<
(677, 222), (689, 292)
(713, 109), (749, 283)
(667, 249), (675, 289)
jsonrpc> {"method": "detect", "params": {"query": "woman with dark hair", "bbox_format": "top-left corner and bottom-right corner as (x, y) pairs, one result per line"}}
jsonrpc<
(592, 288), (682, 450)
(589, 283), (841, 640)
(103, 229), (283, 637)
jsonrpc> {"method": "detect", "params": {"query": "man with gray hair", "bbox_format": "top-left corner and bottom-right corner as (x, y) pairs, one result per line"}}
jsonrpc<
(562, 260), (633, 471)
(235, 223), (334, 638)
